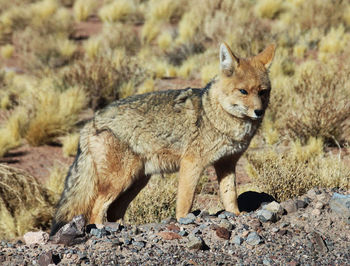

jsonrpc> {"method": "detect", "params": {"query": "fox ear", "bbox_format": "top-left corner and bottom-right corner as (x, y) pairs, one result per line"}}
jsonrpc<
(220, 42), (239, 76)
(256, 44), (276, 69)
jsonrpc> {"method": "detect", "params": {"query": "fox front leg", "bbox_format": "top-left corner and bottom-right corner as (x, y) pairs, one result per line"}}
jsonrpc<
(176, 156), (202, 220)
(214, 158), (240, 216)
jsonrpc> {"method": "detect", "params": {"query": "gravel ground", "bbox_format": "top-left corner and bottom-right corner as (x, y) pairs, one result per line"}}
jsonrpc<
(1, 188), (350, 265)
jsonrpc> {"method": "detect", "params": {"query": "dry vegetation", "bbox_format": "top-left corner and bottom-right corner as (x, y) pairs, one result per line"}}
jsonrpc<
(0, 0), (350, 238)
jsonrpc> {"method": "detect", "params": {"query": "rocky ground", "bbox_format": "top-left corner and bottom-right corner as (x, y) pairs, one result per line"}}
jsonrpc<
(1, 188), (350, 265)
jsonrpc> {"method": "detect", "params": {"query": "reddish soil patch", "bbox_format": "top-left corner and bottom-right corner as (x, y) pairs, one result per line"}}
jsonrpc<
(0, 144), (74, 183)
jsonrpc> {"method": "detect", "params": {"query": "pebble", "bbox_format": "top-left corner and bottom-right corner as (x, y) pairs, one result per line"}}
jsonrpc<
(219, 220), (233, 230)
(223, 211), (236, 218)
(263, 201), (284, 215)
(296, 200), (308, 209)
(178, 217), (195, 225)
(246, 232), (262, 245)
(218, 213), (227, 219)
(187, 235), (204, 250)
(232, 236), (243, 245)
(281, 200), (298, 214)
(257, 209), (276, 223)
(329, 192), (350, 220)
(179, 230), (188, 236)
(132, 241), (145, 248)
(311, 209), (321, 216)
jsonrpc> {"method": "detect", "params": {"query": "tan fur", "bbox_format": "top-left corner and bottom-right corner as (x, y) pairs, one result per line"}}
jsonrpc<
(51, 43), (275, 235)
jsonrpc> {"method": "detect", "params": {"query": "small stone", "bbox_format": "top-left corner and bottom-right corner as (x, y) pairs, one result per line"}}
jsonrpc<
(311, 231), (328, 252)
(246, 232), (262, 245)
(263, 258), (272, 265)
(187, 235), (204, 250)
(278, 229), (287, 236)
(104, 222), (121, 233)
(263, 201), (284, 216)
(186, 213), (197, 220)
(178, 217), (195, 225)
(296, 200), (308, 209)
(271, 227), (279, 233)
(23, 231), (49, 245)
(90, 228), (108, 238)
(311, 209), (321, 216)
(157, 231), (182, 240)
(218, 213), (227, 219)
(166, 224), (180, 233)
(132, 241), (145, 248)
(223, 211), (236, 218)
(241, 231), (250, 238)
(191, 227), (201, 235)
(281, 222), (290, 228)
(232, 236), (243, 245)
(215, 227), (231, 240)
(199, 211), (210, 218)
(37, 251), (61, 266)
(329, 192), (350, 221)
(257, 210), (276, 223)
(281, 200), (298, 214)
(123, 237), (132, 245)
(219, 220), (233, 231)
(315, 202), (324, 209)
(51, 215), (86, 245)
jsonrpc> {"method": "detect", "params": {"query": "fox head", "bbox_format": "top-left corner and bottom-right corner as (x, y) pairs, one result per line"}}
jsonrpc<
(215, 42), (275, 120)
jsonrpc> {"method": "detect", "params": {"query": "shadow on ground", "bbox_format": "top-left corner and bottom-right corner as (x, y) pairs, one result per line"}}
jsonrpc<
(238, 191), (276, 212)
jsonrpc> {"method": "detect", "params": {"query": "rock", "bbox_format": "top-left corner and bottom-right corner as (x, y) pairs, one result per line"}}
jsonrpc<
(329, 193), (350, 221)
(215, 227), (231, 240)
(186, 213), (197, 220)
(218, 213), (227, 219)
(199, 211), (210, 218)
(310, 231), (328, 253)
(178, 217), (195, 225)
(219, 220), (233, 231)
(296, 200), (308, 209)
(257, 209), (277, 223)
(37, 251), (61, 266)
(104, 222), (121, 233)
(157, 231), (182, 240)
(90, 228), (108, 238)
(132, 241), (145, 248)
(23, 231), (49, 245)
(281, 200), (298, 214)
(315, 202), (324, 209)
(166, 224), (180, 233)
(187, 235), (204, 250)
(223, 211), (236, 218)
(241, 231), (250, 238)
(232, 236), (243, 245)
(311, 209), (321, 216)
(51, 215), (86, 245)
(246, 232), (262, 245)
(263, 201), (284, 216)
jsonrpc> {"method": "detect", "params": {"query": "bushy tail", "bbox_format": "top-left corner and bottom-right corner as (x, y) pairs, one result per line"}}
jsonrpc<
(50, 125), (97, 236)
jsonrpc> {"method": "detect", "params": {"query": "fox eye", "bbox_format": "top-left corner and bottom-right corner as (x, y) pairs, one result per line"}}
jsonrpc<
(258, 89), (269, 96)
(239, 89), (248, 95)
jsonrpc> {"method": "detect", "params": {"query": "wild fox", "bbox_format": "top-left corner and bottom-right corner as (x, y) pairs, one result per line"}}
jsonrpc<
(51, 42), (275, 236)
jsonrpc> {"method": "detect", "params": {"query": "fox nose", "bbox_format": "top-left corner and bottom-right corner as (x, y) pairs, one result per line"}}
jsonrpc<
(254, 109), (264, 117)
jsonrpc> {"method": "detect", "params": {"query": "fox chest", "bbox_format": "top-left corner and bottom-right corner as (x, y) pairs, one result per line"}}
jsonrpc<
(208, 122), (258, 163)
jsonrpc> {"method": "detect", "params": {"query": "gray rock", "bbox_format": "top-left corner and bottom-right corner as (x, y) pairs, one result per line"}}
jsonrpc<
(51, 215), (86, 245)
(178, 217), (195, 225)
(296, 199), (308, 209)
(246, 232), (262, 245)
(90, 228), (108, 238)
(186, 213), (197, 220)
(161, 217), (177, 224)
(263, 201), (284, 216)
(223, 211), (236, 218)
(281, 200), (298, 214)
(132, 240), (145, 248)
(257, 209), (277, 223)
(263, 258), (272, 265)
(37, 250), (60, 266)
(232, 236), (243, 245)
(218, 213), (227, 219)
(187, 235), (204, 250)
(329, 192), (350, 222)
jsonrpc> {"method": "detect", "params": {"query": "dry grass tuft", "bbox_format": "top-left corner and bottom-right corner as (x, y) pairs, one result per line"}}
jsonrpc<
(0, 164), (54, 239)
(281, 64), (350, 145)
(73, 0), (96, 22)
(25, 86), (87, 146)
(124, 174), (177, 224)
(246, 143), (350, 202)
(46, 163), (68, 203)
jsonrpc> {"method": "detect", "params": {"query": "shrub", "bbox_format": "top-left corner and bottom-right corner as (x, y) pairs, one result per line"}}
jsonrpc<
(0, 164), (54, 239)
(60, 56), (145, 110)
(246, 140), (350, 202)
(124, 174), (177, 224)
